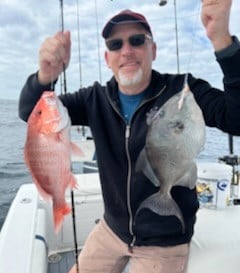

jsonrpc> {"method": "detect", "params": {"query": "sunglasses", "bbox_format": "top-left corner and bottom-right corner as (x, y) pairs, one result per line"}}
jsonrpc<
(106, 33), (152, 51)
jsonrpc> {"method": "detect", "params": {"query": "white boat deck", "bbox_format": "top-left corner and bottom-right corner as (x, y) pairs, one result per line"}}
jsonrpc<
(1, 158), (240, 273)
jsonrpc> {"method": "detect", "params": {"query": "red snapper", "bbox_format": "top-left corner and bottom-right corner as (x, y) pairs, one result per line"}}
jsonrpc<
(24, 91), (83, 232)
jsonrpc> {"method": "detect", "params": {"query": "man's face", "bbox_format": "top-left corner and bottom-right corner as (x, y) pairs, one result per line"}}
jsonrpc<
(104, 23), (156, 93)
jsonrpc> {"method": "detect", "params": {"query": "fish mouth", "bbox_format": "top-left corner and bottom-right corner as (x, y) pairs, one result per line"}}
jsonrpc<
(146, 107), (164, 125)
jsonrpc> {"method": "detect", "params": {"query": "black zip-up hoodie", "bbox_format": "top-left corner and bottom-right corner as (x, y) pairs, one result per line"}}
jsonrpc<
(19, 45), (240, 247)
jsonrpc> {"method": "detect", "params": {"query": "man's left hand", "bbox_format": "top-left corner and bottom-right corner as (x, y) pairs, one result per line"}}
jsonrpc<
(201, 0), (232, 51)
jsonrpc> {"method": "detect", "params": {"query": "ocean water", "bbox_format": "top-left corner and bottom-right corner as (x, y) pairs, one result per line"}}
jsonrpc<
(0, 99), (240, 229)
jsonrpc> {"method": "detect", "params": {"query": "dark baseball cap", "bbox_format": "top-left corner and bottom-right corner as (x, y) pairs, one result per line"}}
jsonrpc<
(102, 9), (152, 39)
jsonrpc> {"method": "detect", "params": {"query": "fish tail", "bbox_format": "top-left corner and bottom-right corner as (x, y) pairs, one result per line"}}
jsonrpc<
(136, 193), (185, 232)
(53, 203), (71, 233)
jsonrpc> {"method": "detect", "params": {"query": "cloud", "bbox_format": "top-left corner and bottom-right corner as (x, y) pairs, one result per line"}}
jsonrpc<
(0, 0), (239, 99)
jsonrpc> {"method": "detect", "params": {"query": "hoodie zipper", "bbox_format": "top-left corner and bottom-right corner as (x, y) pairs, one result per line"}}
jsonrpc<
(125, 124), (136, 253)
(106, 85), (166, 252)
(125, 85), (166, 252)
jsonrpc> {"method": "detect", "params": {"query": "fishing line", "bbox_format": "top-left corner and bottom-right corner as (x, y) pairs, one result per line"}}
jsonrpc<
(59, 1), (80, 273)
(179, 1), (201, 93)
(94, 0), (103, 83)
(158, 1), (201, 90)
(76, 0), (83, 88)
(50, 73), (55, 91)
(59, 0), (67, 95)
(174, 0), (180, 73)
(75, 0), (85, 137)
(184, 1), (201, 74)
(59, 10), (64, 95)
(70, 190), (80, 273)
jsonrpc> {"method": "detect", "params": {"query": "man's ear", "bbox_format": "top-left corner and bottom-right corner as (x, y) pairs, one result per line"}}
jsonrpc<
(104, 51), (111, 68)
(152, 42), (157, 61)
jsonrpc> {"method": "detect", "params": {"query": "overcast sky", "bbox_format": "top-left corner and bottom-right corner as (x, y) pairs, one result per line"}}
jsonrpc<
(0, 0), (239, 100)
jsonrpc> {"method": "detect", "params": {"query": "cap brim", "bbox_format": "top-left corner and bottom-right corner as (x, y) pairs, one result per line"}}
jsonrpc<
(102, 14), (151, 38)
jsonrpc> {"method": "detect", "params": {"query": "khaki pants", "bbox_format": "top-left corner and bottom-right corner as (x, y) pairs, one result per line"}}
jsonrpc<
(68, 219), (189, 273)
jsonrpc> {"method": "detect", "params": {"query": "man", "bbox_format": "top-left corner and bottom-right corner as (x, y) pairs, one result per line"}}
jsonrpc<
(19, 1), (240, 272)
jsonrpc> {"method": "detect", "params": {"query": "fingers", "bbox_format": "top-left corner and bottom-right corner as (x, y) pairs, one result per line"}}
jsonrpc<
(53, 31), (71, 64)
(38, 31), (71, 85)
(202, 0), (219, 6)
(202, 0), (232, 8)
(201, 0), (232, 51)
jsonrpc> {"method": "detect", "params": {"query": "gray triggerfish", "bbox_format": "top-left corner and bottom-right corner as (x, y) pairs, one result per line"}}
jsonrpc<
(136, 83), (205, 232)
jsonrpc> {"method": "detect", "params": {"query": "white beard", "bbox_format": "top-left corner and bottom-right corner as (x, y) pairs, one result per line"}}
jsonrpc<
(118, 68), (143, 87)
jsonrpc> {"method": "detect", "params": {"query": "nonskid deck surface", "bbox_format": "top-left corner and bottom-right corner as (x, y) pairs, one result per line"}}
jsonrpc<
(48, 250), (129, 273)
(48, 250), (78, 273)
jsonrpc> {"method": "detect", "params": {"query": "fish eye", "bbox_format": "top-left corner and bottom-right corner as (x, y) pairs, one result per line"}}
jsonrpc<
(36, 110), (42, 116)
(176, 121), (184, 130)
(174, 121), (184, 133)
(169, 121), (184, 133)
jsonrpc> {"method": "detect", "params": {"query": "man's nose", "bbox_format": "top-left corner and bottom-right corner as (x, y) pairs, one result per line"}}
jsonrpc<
(120, 40), (134, 54)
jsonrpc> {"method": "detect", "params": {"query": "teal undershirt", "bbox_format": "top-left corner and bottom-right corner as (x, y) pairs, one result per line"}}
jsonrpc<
(118, 89), (147, 124)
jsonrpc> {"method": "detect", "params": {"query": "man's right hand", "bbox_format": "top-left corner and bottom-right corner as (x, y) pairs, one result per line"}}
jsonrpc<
(38, 31), (71, 85)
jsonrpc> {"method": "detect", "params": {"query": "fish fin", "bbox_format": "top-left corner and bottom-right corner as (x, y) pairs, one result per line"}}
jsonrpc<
(53, 203), (71, 233)
(70, 174), (79, 190)
(136, 193), (185, 232)
(71, 142), (85, 157)
(175, 163), (197, 190)
(136, 148), (160, 187)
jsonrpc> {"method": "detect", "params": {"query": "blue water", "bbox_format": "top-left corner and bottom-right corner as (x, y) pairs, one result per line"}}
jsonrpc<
(0, 99), (240, 229)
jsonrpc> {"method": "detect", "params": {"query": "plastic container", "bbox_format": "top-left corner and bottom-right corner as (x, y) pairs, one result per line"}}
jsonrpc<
(196, 162), (232, 209)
